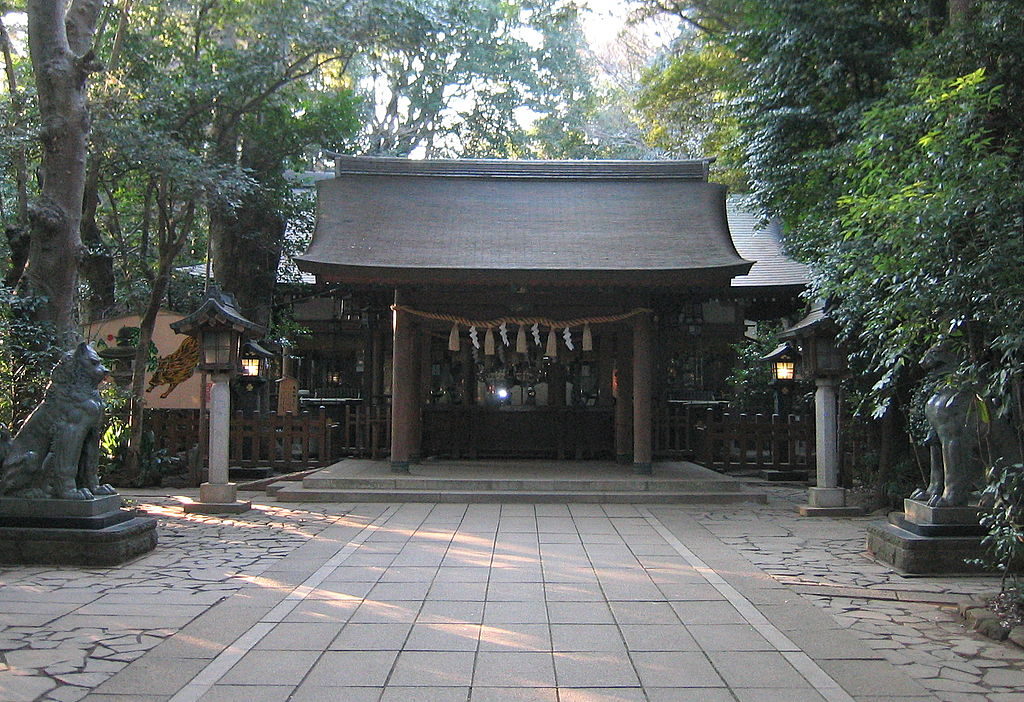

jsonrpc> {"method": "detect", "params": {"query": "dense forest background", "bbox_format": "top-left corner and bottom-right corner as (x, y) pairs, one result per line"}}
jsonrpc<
(1, 0), (1022, 496)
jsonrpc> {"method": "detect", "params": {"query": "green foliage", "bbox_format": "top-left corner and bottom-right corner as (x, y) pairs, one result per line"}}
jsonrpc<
(0, 286), (61, 430)
(96, 382), (173, 488)
(725, 325), (780, 413)
(636, 34), (746, 186)
(357, 0), (595, 157)
(99, 417), (173, 488)
(977, 462), (1024, 586)
(812, 65), (1024, 405)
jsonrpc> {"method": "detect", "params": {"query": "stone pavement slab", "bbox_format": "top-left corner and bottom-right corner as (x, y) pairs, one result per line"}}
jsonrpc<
(0, 483), (1019, 701)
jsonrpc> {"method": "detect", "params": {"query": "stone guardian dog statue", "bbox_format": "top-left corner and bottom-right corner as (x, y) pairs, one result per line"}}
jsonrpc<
(911, 342), (1021, 507)
(0, 342), (117, 500)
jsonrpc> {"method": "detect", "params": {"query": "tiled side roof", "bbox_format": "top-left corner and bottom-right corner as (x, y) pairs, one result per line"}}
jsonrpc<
(727, 197), (809, 289)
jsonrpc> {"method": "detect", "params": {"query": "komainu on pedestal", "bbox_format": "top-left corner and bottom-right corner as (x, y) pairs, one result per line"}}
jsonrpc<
(911, 341), (1021, 507)
(0, 342), (116, 500)
(0, 343), (157, 566)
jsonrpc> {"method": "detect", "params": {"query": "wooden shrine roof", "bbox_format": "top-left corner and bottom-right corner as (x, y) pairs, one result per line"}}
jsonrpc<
(726, 197), (809, 290)
(296, 156), (754, 288)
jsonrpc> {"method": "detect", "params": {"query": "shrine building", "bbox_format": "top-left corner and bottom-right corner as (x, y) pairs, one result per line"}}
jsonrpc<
(295, 155), (794, 474)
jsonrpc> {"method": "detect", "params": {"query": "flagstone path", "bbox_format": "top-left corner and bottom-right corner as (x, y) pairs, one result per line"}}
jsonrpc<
(0, 483), (1019, 701)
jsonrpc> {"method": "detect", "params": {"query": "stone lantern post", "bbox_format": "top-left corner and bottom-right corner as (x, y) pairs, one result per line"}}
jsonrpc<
(171, 289), (265, 514)
(781, 302), (864, 517)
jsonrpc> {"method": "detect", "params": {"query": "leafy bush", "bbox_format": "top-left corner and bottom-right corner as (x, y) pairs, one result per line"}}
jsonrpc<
(0, 286), (62, 430)
(978, 461), (1024, 589)
(99, 407), (174, 489)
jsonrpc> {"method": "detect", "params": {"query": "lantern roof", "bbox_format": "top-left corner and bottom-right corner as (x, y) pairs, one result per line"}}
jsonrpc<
(171, 288), (266, 339)
(761, 341), (799, 363)
(241, 340), (275, 359)
(780, 300), (834, 340)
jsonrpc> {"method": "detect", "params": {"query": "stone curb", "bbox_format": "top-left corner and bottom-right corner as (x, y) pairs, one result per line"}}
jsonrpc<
(957, 594), (1024, 647)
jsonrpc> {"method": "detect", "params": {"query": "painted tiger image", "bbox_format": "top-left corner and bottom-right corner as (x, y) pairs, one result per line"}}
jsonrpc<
(146, 336), (200, 398)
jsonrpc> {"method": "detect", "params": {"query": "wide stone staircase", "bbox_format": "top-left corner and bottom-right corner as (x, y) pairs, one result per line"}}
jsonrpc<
(269, 459), (767, 504)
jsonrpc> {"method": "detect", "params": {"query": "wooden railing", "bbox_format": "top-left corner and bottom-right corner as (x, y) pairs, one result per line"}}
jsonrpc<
(337, 403), (391, 458)
(146, 408), (338, 470)
(146, 409), (202, 458)
(653, 403), (726, 458)
(698, 409), (813, 471)
(147, 403), (815, 472)
(229, 410), (334, 469)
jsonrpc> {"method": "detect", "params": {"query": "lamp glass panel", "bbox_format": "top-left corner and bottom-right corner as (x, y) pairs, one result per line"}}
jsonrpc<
(240, 357), (261, 376)
(203, 329), (236, 367)
(774, 361), (795, 381)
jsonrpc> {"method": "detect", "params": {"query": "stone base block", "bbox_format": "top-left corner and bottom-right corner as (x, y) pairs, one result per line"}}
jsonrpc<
(760, 469), (810, 482)
(0, 494), (122, 518)
(198, 482), (240, 504)
(890, 513), (986, 537)
(0, 515), (158, 566)
(903, 499), (982, 525)
(807, 486), (847, 508)
(866, 522), (989, 575)
(797, 504), (866, 517)
(633, 462), (653, 476)
(182, 499), (251, 515)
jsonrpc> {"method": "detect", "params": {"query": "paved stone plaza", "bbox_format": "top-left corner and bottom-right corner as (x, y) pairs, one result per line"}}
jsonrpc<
(0, 483), (1021, 702)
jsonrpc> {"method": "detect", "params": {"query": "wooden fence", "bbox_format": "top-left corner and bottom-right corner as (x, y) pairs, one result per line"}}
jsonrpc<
(146, 408), (337, 471)
(147, 403), (815, 473)
(336, 403), (391, 458)
(653, 403), (726, 458)
(699, 409), (814, 471)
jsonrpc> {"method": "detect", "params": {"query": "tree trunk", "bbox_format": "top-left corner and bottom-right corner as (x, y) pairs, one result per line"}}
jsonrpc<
(209, 190), (285, 330)
(123, 266), (170, 482)
(23, 0), (103, 344)
(948, 0), (975, 24)
(80, 180), (116, 321)
(209, 132), (286, 330)
(123, 197), (194, 481)
(79, 0), (135, 322)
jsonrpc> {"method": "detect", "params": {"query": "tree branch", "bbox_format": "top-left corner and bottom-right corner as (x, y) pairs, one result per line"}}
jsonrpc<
(66, 0), (104, 57)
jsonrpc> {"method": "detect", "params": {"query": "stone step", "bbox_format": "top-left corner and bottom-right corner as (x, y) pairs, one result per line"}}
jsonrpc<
(272, 486), (766, 504)
(300, 476), (743, 493)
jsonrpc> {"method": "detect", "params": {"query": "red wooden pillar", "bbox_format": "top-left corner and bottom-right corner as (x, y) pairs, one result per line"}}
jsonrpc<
(632, 310), (654, 474)
(390, 291), (416, 473)
(614, 329), (633, 464)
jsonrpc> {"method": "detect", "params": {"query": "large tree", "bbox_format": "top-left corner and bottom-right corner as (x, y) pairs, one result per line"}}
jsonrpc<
(21, 0), (103, 344)
(634, 0), (1024, 496)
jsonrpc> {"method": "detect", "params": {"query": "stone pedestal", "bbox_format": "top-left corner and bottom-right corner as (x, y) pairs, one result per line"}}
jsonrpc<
(182, 482), (251, 515)
(866, 498), (988, 574)
(0, 496), (157, 566)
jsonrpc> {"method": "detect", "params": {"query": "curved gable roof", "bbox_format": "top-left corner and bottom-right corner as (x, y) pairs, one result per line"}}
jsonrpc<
(296, 157), (753, 288)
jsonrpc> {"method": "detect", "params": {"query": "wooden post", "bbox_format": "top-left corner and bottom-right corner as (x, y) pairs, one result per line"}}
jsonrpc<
(614, 329), (633, 464)
(411, 323), (430, 461)
(596, 332), (614, 407)
(276, 346), (299, 415)
(460, 342), (475, 405)
(371, 327), (385, 405)
(549, 362), (566, 407)
(632, 310), (654, 475)
(390, 291), (416, 472)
